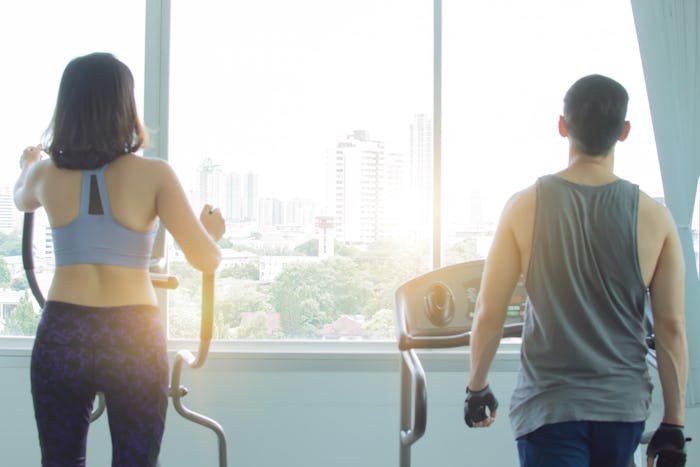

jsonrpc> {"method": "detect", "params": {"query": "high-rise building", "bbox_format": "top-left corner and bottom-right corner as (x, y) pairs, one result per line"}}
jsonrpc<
(284, 198), (315, 227)
(409, 114), (433, 238)
(258, 197), (283, 229)
(243, 173), (259, 222)
(0, 187), (19, 234)
(226, 172), (243, 221)
(197, 160), (260, 224)
(198, 158), (226, 213)
(330, 130), (403, 245)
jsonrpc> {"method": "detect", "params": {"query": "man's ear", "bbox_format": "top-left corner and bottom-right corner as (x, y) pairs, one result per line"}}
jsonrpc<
(558, 116), (568, 137)
(619, 121), (631, 141)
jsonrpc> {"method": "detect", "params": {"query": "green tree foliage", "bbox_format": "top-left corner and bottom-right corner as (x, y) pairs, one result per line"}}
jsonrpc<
(0, 257), (11, 287)
(220, 263), (259, 280)
(294, 239), (318, 256)
(333, 240), (362, 258)
(168, 261), (201, 291)
(270, 256), (372, 337)
(216, 279), (271, 334)
(356, 239), (430, 316)
(235, 312), (275, 339)
(4, 292), (39, 336)
(218, 237), (235, 248)
(166, 261), (202, 339)
(10, 276), (28, 291)
(444, 236), (481, 265)
(0, 231), (21, 256)
(365, 308), (395, 339)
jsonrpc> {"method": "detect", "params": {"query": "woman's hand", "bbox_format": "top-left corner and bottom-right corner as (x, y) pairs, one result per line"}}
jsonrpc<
(20, 144), (42, 170)
(200, 204), (226, 242)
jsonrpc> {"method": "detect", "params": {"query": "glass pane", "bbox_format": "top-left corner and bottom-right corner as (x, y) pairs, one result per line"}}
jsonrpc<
(442, 0), (663, 266)
(169, 0), (433, 340)
(0, 1), (145, 336)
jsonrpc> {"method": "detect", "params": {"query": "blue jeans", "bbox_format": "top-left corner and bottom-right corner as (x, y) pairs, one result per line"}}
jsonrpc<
(517, 420), (644, 467)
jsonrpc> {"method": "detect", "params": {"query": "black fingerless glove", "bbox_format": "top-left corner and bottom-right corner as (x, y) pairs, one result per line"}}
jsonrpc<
(646, 423), (691, 467)
(464, 384), (498, 427)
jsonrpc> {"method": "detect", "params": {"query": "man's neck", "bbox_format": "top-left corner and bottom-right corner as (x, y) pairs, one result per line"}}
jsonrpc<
(556, 149), (618, 186)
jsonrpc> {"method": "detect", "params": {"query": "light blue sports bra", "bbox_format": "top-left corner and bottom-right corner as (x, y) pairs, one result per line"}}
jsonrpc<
(51, 165), (158, 269)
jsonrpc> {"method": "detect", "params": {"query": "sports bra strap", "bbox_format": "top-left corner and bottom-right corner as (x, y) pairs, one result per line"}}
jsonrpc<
(81, 165), (112, 217)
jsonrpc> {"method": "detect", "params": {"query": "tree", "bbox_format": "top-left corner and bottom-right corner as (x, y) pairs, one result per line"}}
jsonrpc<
(444, 236), (481, 265)
(0, 257), (11, 288)
(0, 231), (22, 256)
(294, 239), (318, 256)
(220, 263), (259, 280)
(270, 257), (372, 337)
(10, 276), (28, 291)
(235, 312), (273, 339)
(218, 237), (234, 248)
(215, 278), (272, 332)
(356, 239), (430, 317)
(166, 261), (203, 339)
(4, 292), (39, 336)
(365, 308), (395, 339)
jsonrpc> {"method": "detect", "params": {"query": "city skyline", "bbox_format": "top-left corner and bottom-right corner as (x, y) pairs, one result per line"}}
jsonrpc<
(189, 117), (437, 244)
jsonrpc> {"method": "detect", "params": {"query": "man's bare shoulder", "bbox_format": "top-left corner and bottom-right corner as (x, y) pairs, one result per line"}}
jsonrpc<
(501, 185), (536, 224)
(638, 190), (675, 232)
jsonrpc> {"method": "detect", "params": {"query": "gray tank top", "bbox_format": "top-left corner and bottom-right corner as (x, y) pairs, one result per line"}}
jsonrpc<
(509, 175), (652, 439)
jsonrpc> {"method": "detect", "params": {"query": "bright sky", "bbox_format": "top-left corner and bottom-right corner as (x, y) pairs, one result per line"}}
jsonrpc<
(2, 0), (663, 230)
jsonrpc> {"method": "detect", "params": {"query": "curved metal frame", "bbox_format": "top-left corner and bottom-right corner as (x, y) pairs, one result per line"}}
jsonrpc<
(169, 273), (227, 467)
(399, 349), (427, 467)
(394, 261), (660, 467)
(22, 212), (227, 466)
(394, 260), (523, 467)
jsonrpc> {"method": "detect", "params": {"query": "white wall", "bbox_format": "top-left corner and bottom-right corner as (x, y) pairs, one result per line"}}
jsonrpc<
(0, 346), (696, 467)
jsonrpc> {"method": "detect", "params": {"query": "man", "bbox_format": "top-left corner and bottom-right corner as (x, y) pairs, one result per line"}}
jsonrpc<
(463, 75), (689, 467)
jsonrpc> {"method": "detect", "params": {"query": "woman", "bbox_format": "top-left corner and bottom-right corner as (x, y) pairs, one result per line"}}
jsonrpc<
(14, 52), (225, 466)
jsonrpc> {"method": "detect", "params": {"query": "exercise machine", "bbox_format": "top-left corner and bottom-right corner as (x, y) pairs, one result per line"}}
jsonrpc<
(22, 212), (227, 467)
(394, 260), (677, 467)
(394, 260), (524, 467)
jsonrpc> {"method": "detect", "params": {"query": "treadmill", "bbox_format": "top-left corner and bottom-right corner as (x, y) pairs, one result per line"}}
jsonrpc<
(394, 260), (524, 467)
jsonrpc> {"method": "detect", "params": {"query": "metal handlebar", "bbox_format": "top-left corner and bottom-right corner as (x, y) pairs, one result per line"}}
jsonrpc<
(169, 272), (227, 467)
(21, 213), (44, 308)
(397, 320), (524, 467)
(399, 349), (427, 465)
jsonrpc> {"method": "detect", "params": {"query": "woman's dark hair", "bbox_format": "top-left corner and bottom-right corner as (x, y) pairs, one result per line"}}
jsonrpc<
(563, 74), (628, 156)
(45, 52), (146, 169)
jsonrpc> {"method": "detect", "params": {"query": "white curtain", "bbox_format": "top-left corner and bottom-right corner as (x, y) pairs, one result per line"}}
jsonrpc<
(631, 0), (700, 405)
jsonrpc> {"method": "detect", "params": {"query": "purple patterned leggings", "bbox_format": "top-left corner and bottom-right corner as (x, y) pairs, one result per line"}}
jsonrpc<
(31, 301), (169, 467)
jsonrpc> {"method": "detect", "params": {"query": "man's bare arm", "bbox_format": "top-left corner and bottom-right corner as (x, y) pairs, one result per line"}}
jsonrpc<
(469, 194), (523, 392)
(649, 207), (688, 426)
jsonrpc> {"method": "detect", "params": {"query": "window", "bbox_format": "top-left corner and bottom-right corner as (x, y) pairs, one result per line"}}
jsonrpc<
(441, 0), (663, 267)
(1, 1), (666, 343)
(168, 0), (433, 340)
(0, 0), (145, 336)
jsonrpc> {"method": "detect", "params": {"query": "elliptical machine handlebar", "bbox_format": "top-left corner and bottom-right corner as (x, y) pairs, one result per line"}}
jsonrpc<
(22, 213), (44, 308)
(169, 272), (227, 466)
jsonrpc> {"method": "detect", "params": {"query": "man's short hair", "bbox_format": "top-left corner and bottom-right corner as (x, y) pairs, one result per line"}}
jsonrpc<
(563, 74), (629, 156)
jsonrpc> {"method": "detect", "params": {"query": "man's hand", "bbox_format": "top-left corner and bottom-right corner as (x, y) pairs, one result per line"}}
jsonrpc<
(646, 423), (690, 467)
(464, 384), (498, 428)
